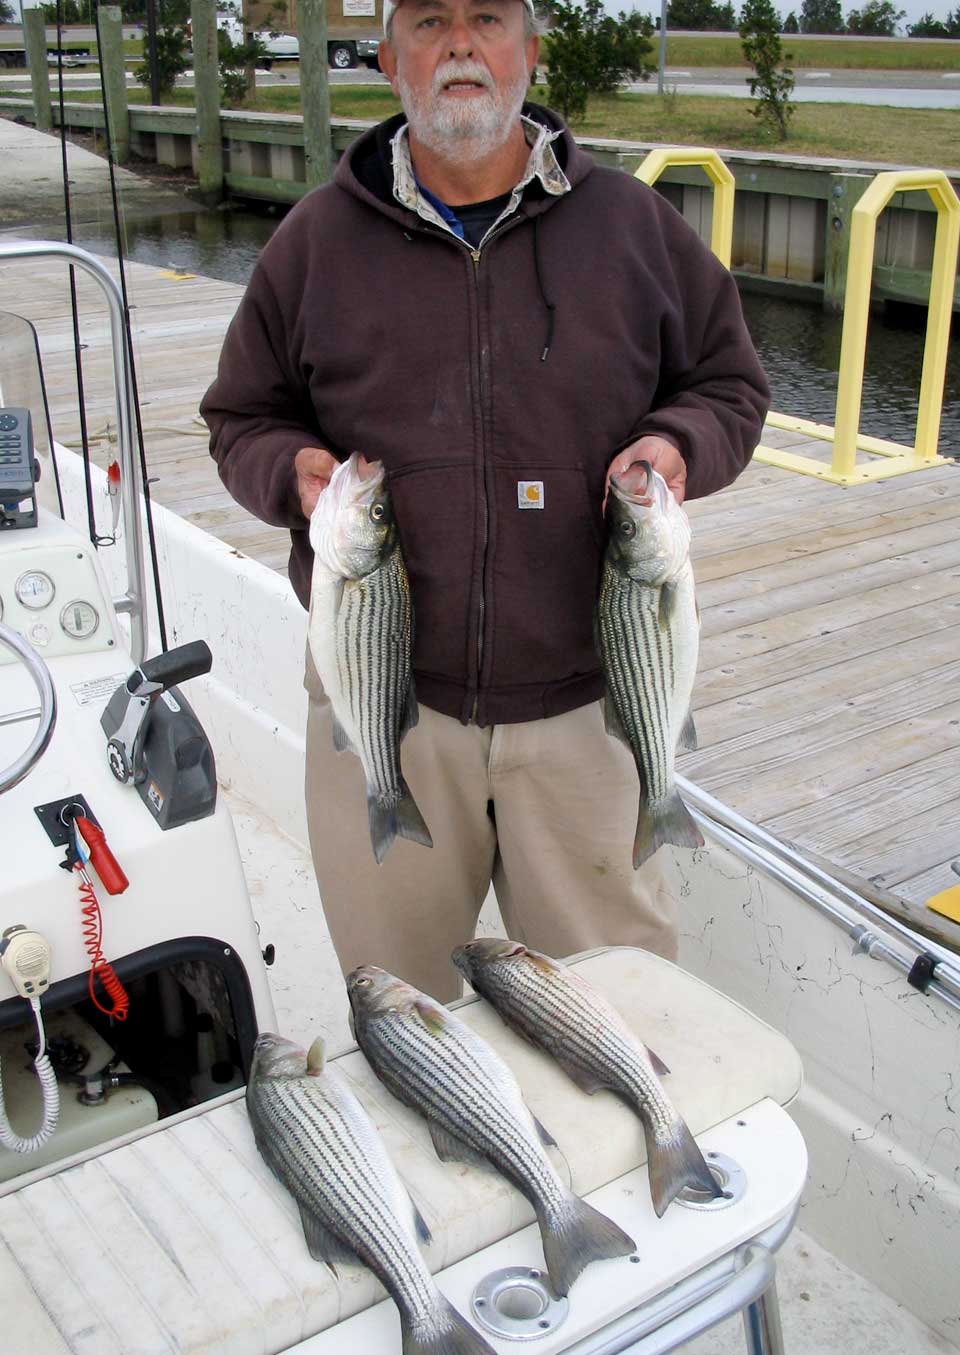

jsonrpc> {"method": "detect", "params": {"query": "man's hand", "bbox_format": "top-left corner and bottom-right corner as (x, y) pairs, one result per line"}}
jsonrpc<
(295, 446), (338, 518)
(606, 436), (687, 507)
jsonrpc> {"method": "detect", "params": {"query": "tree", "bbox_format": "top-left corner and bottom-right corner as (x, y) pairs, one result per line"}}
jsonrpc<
(799, 0), (844, 31)
(845, 0), (904, 31)
(783, 9), (800, 29)
(666, 0), (737, 27)
(908, 7), (960, 33)
(135, 24), (190, 99)
(543, 0), (654, 124)
(740, 0), (795, 139)
(0, 0), (14, 20)
(907, 11), (947, 33)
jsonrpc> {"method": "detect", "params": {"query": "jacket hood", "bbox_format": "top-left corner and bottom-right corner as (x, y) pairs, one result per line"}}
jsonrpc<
(333, 102), (595, 223)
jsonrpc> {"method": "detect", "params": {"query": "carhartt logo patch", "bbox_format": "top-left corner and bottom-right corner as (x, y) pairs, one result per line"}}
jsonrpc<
(518, 481), (544, 510)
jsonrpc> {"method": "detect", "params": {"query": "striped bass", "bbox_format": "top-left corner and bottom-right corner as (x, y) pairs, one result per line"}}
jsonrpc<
(246, 1033), (494, 1355)
(597, 462), (703, 868)
(451, 939), (721, 1217)
(347, 965), (636, 1297)
(308, 452), (432, 864)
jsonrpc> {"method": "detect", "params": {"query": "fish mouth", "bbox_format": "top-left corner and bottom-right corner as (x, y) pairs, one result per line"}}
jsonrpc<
(610, 461), (654, 506)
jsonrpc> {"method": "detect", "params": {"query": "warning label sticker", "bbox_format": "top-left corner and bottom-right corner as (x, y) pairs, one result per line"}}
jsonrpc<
(70, 674), (126, 708)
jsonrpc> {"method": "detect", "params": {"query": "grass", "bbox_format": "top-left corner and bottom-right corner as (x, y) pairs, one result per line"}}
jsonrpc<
(5, 83), (958, 168)
(663, 34), (960, 69)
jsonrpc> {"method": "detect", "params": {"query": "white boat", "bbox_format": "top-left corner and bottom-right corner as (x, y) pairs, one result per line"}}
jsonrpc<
(1, 239), (958, 1355)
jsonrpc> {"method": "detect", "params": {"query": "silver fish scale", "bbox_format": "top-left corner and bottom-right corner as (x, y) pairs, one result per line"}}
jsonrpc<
(597, 563), (675, 804)
(336, 546), (412, 799)
(481, 959), (676, 1139)
(368, 1010), (567, 1214)
(251, 1076), (437, 1317)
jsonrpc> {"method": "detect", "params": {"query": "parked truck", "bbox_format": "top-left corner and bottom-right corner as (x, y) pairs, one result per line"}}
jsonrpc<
(244, 0), (383, 69)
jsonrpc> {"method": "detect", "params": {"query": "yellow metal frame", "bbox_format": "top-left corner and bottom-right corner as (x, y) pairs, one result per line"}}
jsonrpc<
(634, 148), (735, 268)
(755, 169), (960, 485)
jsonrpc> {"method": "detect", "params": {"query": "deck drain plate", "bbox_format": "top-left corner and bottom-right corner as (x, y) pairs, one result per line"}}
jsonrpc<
(675, 1150), (747, 1210)
(471, 1266), (569, 1340)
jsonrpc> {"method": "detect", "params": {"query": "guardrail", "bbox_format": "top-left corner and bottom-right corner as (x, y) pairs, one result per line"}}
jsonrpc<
(635, 150), (958, 485)
(759, 169), (959, 484)
(635, 147), (736, 269)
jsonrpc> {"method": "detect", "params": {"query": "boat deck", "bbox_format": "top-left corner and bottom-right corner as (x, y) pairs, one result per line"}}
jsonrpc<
(3, 246), (958, 909)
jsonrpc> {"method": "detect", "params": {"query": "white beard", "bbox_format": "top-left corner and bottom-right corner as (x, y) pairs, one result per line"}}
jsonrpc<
(397, 58), (529, 164)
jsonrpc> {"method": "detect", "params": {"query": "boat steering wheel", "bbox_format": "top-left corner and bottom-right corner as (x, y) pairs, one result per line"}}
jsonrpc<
(0, 621), (57, 794)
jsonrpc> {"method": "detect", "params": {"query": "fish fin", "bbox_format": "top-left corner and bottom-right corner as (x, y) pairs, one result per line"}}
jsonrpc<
(413, 1000), (449, 1037)
(396, 778), (433, 850)
(400, 680), (420, 742)
(540, 1193), (636, 1297)
(297, 1202), (357, 1270)
(306, 1037), (326, 1074)
(633, 789), (703, 869)
(331, 713), (353, 754)
(603, 696), (632, 749)
(646, 1046), (671, 1077)
(427, 1117), (486, 1167)
(412, 1201), (432, 1245)
(400, 1295), (496, 1355)
(658, 581), (679, 630)
(552, 1053), (609, 1096)
(645, 1118), (721, 1218)
(533, 1115), (558, 1148)
(678, 710), (698, 752)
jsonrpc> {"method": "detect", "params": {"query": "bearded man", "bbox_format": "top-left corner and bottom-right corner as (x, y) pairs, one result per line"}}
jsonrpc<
(201, 0), (769, 1001)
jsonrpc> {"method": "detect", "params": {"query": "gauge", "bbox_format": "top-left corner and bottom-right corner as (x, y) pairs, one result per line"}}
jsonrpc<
(60, 599), (99, 640)
(15, 570), (55, 610)
(28, 621), (50, 647)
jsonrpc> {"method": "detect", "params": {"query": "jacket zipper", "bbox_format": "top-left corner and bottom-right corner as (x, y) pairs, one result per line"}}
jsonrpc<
(470, 246), (485, 724)
(422, 219), (526, 724)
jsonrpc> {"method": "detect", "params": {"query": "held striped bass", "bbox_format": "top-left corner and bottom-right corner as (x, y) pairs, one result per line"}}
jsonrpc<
(597, 462), (703, 868)
(246, 1033), (494, 1355)
(347, 965), (636, 1297)
(308, 452), (432, 864)
(451, 939), (721, 1217)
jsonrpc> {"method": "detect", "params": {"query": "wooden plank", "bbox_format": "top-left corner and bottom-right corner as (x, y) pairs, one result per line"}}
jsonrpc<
(696, 593), (960, 709)
(700, 536), (960, 638)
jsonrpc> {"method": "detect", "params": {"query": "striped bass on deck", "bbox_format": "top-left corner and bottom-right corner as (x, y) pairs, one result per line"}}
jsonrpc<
(246, 1033), (494, 1355)
(597, 462), (703, 868)
(347, 965), (636, 1297)
(308, 452), (432, 864)
(451, 939), (721, 1217)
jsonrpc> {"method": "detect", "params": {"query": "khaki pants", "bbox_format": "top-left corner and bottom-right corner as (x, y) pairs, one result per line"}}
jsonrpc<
(304, 662), (677, 1002)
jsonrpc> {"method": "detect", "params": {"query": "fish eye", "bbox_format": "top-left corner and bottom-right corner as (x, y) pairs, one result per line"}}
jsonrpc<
(620, 521), (636, 537)
(370, 503), (386, 522)
(354, 975), (372, 987)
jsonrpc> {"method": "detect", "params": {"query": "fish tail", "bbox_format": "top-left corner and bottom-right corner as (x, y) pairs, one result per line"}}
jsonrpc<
(396, 777), (433, 851)
(400, 1294), (494, 1355)
(539, 1192), (636, 1296)
(367, 781), (433, 865)
(633, 788), (703, 869)
(644, 1115), (722, 1218)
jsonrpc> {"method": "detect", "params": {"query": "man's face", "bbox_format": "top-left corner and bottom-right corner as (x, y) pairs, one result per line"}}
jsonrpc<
(379, 0), (539, 162)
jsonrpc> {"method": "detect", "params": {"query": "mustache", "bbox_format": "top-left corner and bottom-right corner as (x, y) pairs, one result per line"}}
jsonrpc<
(431, 60), (495, 95)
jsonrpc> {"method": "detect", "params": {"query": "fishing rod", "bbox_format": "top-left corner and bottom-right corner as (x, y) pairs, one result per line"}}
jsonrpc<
(85, 6), (169, 652)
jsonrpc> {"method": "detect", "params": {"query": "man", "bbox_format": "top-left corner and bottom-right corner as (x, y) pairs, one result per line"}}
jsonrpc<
(201, 0), (769, 1001)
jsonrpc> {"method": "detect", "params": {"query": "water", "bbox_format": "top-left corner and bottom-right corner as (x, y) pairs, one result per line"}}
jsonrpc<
(74, 205), (960, 454)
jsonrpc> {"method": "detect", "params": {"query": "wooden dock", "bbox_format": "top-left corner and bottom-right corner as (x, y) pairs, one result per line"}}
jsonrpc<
(2, 244), (958, 908)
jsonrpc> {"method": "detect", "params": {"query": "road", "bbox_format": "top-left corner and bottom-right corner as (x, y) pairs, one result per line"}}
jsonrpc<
(2, 60), (960, 109)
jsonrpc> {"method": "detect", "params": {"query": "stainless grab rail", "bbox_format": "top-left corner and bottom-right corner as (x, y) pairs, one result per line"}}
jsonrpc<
(679, 775), (960, 1014)
(565, 1204), (797, 1355)
(0, 240), (147, 663)
(0, 621), (57, 793)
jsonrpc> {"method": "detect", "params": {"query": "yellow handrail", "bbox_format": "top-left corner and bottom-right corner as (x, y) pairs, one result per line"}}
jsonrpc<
(634, 148), (736, 269)
(759, 168), (959, 484)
